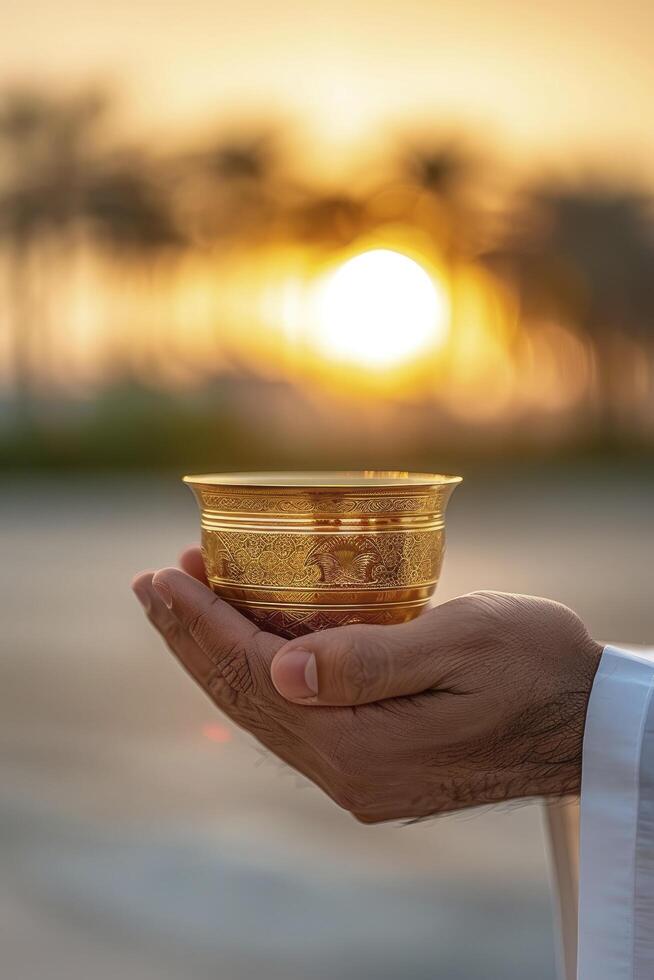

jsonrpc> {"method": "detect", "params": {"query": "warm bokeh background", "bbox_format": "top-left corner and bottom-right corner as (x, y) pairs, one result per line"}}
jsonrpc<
(2, 2), (653, 978)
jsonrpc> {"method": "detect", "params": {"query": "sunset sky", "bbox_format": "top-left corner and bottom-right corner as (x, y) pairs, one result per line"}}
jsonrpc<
(3, 0), (654, 177)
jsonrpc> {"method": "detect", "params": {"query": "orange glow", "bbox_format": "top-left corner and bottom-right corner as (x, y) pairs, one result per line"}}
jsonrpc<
(2, 2), (653, 460)
(201, 723), (232, 744)
(1, 230), (622, 425)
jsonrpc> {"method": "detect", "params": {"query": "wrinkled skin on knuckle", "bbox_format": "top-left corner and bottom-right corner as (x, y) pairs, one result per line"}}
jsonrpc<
(248, 717), (301, 758)
(339, 644), (378, 702)
(160, 617), (184, 650)
(535, 600), (599, 675)
(351, 777), (444, 823)
(299, 706), (350, 758)
(187, 607), (219, 654)
(326, 724), (371, 781)
(212, 639), (256, 695)
(322, 726), (407, 815)
(206, 666), (240, 709)
(262, 695), (298, 731)
(322, 626), (379, 702)
(431, 594), (506, 676)
(462, 591), (594, 663)
(207, 671), (276, 735)
(440, 591), (596, 705)
(448, 591), (528, 638)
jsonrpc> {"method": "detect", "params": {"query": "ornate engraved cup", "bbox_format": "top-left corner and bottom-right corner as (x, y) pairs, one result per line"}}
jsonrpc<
(184, 472), (461, 638)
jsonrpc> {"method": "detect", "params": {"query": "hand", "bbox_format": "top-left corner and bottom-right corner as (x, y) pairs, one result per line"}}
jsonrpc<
(132, 548), (602, 823)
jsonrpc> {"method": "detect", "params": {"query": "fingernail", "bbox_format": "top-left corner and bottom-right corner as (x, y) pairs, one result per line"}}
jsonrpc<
(272, 650), (318, 700)
(131, 580), (152, 612)
(153, 580), (173, 609)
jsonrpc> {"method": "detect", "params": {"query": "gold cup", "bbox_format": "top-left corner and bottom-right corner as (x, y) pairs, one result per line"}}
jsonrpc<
(184, 471), (461, 638)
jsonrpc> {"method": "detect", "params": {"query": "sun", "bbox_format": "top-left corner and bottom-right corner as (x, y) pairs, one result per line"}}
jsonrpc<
(315, 248), (449, 368)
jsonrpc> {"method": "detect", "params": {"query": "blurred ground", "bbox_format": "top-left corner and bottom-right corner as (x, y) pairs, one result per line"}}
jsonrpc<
(2, 466), (652, 980)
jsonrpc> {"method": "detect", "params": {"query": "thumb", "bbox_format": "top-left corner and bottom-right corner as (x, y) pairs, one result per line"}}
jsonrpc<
(270, 611), (443, 706)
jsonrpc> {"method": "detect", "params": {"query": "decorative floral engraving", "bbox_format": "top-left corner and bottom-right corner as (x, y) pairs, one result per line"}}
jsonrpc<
(200, 490), (447, 517)
(201, 529), (443, 589)
(304, 538), (383, 585)
(194, 484), (455, 637)
(241, 605), (406, 638)
(202, 536), (239, 579)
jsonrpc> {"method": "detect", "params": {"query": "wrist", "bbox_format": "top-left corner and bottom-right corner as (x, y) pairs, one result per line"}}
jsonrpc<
(535, 634), (604, 798)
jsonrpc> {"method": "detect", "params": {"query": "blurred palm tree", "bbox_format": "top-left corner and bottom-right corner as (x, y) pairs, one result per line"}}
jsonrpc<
(0, 88), (104, 415)
(287, 191), (369, 247)
(170, 129), (289, 246)
(402, 140), (474, 198)
(397, 137), (485, 259)
(84, 163), (181, 253)
(0, 87), (180, 417)
(278, 138), (485, 298)
(491, 182), (654, 436)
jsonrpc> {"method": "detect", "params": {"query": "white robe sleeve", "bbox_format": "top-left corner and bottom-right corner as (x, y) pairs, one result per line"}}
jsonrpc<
(578, 645), (654, 979)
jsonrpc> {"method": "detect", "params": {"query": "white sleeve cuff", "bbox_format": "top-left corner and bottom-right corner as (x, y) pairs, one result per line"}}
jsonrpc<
(578, 645), (654, 979)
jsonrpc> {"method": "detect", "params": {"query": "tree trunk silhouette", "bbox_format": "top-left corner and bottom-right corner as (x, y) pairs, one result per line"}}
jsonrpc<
(7, 238), (36, 427)
(592, 333), (624, 448)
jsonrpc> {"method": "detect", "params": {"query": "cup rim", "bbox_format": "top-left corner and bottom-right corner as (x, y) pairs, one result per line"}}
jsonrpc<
(183, 470), (462, 490)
